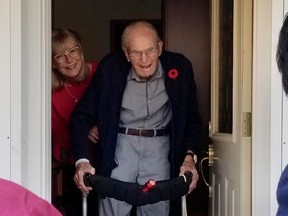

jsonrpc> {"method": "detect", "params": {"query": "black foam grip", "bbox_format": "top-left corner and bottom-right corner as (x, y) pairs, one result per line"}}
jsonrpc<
(84, 171), (192, 206)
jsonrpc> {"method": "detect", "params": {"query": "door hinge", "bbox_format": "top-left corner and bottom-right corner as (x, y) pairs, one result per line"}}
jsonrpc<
(242, 112), (252, 137)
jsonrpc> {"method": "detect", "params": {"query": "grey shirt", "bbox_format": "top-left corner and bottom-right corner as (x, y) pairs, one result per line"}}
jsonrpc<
(119, 61), (172, 129)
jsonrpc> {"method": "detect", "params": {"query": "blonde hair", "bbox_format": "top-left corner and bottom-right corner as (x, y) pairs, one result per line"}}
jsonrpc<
(52, 29), (82, 91)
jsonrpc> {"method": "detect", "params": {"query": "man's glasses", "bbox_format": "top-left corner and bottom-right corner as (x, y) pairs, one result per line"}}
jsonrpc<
(53, 46), (81, 63)
(128, 48), (158, 60)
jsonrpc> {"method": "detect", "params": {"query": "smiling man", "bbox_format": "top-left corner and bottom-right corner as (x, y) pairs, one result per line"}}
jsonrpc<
(70, 21), (202, 216)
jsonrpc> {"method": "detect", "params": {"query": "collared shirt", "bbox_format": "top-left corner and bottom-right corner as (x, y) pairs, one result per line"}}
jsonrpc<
(119, 61), (172, 129)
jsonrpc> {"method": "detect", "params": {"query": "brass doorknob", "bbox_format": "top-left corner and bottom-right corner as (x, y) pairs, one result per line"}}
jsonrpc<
(199, 144), (217, 197)
(208, 144), (214, 166)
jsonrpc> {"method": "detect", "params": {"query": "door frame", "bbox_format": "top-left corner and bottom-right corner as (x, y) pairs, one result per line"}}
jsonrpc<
(252, 0), (284, 215)
(4, 0), (52, 200)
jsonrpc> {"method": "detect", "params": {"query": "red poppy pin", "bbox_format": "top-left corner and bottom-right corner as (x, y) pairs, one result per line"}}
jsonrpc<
(168, 69), (179, 79)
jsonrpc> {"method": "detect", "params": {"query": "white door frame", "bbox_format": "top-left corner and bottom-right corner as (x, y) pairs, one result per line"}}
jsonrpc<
(3, 0), (52, 200)
(20, 0), (52, 200)
(252, 0), (284, 215)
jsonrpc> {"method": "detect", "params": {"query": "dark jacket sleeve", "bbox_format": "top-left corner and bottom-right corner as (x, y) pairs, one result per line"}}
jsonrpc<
(161, 51), (202, 175)
(69, 59), (103, 161)
(70, 51), (129, 170)
(181, 55), (202, 155)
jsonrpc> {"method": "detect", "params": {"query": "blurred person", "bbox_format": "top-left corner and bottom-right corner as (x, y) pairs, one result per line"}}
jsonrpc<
(0, 178), (62, 216)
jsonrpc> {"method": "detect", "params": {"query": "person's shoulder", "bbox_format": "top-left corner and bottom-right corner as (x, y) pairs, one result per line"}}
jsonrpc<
(97, 51), (130, 72)
(160, 50), (191, 67)
(88, 61), (98, 76)
(100, 51), (127, 64)
(90, 61), (98, 68)
(162, 50), (185, 57)
(161, 50), (190, 62)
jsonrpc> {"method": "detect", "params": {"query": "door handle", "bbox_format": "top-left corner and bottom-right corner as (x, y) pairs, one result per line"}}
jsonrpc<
(199, 144), (215, 197)
(208, 144), (214, 166)
(199, 121), (217, 197)
(199, 156), (212, 197)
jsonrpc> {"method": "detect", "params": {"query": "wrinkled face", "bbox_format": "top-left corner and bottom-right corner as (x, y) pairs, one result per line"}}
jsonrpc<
(123, 27), (163, 79)
(52, 38), (84, 80)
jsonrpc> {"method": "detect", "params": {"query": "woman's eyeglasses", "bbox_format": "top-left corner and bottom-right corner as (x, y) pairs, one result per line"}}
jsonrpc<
(53, 46), (81, 63)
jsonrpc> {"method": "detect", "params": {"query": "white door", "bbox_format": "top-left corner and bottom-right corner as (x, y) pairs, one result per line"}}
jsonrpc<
(208, 0), (252, 215)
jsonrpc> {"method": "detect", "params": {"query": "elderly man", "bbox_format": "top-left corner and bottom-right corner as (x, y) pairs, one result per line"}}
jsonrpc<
(71, 21), (202, 216)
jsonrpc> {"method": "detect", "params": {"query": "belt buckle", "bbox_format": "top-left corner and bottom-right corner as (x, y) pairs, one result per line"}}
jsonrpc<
(139, 129), (151, 137)
(139, 129), (156, 137)
(139, 129), (144, 137)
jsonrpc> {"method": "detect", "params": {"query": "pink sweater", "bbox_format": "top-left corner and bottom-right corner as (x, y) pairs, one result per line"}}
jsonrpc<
(0, 178), (62, 215)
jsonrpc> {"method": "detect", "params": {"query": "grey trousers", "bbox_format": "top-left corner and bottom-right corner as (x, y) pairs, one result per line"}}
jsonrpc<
(98, 134), (171, 216)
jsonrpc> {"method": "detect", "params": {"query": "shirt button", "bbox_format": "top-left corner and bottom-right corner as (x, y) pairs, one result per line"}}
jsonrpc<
(148, 100), (151, 103)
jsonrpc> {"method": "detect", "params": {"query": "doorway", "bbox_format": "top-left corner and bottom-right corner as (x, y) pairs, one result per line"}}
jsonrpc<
(51, 0), (210, 215)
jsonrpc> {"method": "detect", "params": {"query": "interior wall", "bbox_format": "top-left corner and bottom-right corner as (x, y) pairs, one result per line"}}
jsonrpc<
(165, 0), (211, 148)
(52, 0), (162, 62)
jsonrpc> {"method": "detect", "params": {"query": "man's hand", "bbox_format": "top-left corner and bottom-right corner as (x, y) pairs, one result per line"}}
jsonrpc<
(73, 162), (96, 193)
(88, 126), (99, 144)
(179, 154), (199, 194)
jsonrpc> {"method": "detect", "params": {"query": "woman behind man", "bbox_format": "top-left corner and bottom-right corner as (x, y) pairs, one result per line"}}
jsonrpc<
(52, 28), (99, 163)
(51, 28), (98, 215)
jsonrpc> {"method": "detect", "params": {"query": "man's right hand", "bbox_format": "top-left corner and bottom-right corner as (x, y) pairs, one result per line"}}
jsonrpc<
(88, 126), (99, 144)
(73, 162), (96, 193)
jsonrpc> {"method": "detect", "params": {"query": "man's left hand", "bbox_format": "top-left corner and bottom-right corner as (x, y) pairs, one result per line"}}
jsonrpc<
(179, 154), (199, 194)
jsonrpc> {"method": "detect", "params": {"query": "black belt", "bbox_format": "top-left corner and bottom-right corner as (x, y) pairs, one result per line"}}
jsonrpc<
(118, 127), (169, 137)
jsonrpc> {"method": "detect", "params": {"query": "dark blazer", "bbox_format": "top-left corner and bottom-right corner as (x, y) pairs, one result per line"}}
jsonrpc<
(70, 50), (202, 178)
